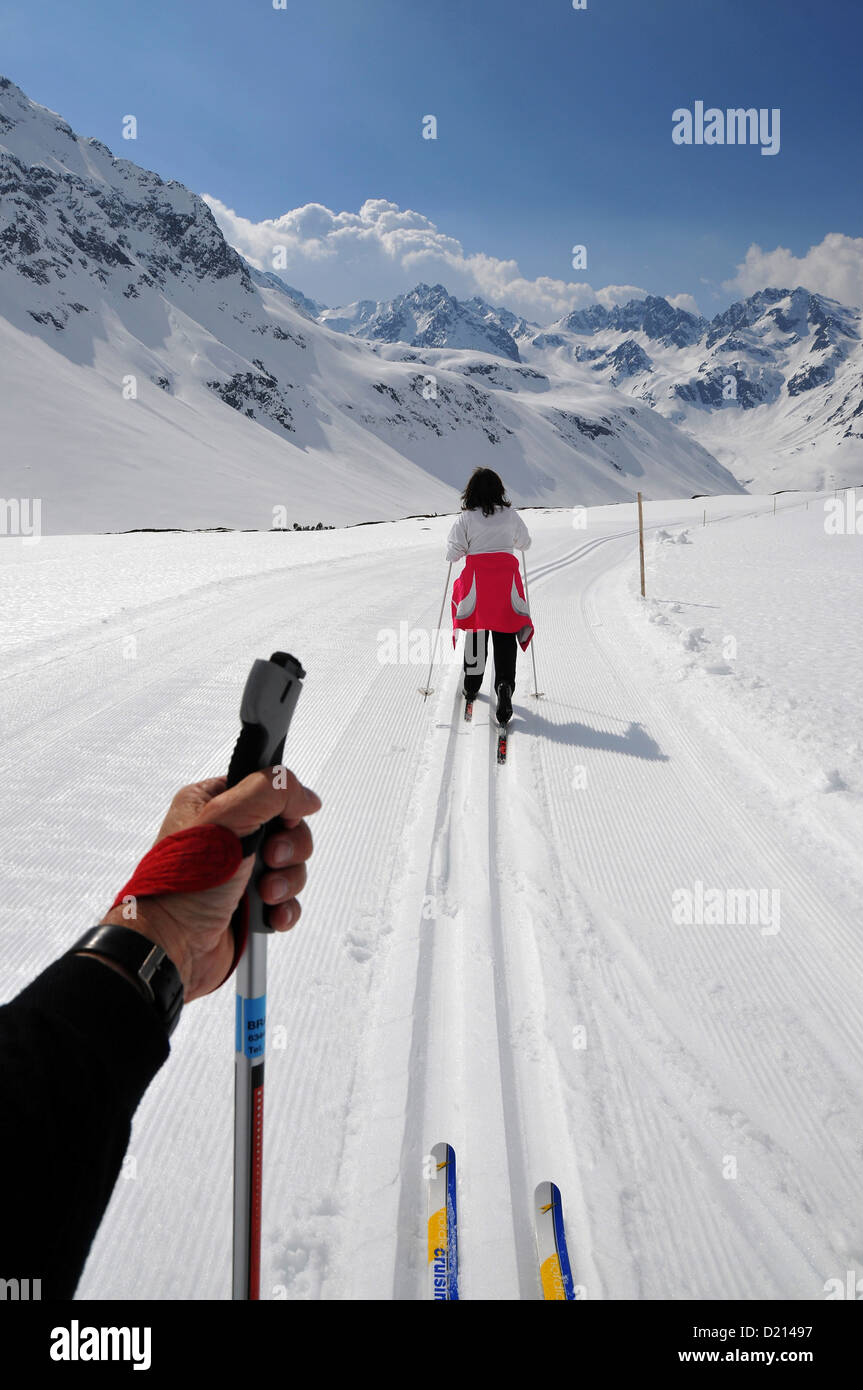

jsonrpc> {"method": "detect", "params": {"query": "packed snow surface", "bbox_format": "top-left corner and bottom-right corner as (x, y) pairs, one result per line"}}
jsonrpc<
(0, 493), (861, 1300)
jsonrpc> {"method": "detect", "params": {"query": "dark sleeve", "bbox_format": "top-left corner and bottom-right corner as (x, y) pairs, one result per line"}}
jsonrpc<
(0, 953), (170, 1298)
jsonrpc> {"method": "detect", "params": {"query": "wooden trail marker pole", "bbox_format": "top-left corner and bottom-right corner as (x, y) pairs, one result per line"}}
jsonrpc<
(637, 491), (646, 598)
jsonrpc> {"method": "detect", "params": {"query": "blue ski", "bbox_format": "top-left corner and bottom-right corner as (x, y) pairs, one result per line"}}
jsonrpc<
(427, 1142), (459, 1299)
(535, 1181), (576, 1300)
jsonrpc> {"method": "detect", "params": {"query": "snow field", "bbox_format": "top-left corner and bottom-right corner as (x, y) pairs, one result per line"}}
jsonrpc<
(1, 495), (861, 1299)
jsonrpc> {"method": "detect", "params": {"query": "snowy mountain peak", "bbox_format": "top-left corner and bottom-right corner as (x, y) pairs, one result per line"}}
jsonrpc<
(318, 281), (525, 361)
(0, 75), (252, 321)
(553, 294), (706, 349)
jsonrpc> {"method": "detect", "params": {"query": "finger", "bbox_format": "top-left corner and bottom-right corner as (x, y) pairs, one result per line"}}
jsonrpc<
(154, 777), (231, 841)
(268, 898), (302, 932)
(194, 767), (322, 842)
(198, 777), (228, 795)
(261, 820), (314, 869)
(258, 862), (307, 905)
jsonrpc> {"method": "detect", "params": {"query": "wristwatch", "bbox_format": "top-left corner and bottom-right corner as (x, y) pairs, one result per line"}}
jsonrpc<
(70, 925), (184, 1037)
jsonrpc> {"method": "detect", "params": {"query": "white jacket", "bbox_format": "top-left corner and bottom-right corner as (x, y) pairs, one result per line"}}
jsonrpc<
(446, 506), (532, 561)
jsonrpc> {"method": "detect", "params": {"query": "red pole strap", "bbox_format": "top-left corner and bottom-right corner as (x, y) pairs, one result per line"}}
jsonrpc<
(109, 824), (249, 985)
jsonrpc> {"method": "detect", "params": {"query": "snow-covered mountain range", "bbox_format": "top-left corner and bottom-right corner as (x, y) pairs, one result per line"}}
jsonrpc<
(4, 74), (851, 534)
(315, 285), (863, 490)
(531, 289), (863, 488)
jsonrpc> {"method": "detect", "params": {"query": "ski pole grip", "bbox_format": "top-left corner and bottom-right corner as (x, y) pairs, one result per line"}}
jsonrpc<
(226, 651), (306, 935)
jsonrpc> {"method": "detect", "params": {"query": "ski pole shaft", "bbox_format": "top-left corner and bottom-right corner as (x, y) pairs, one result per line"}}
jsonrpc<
(420, 562), (453, 698)
(226, 651), (306, 1300)
(520, 550), (542, 697)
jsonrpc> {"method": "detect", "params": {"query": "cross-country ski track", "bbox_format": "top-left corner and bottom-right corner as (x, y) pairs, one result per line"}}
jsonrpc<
(2, 495), (861, 1302)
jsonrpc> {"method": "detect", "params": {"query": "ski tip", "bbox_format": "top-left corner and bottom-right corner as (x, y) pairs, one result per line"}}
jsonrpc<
(430, 1140), (455, 1167)
(535, 1181), (576, 1301)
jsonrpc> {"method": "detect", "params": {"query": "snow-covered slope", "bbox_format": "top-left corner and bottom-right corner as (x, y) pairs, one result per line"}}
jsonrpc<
(3, 494), (862, 1300)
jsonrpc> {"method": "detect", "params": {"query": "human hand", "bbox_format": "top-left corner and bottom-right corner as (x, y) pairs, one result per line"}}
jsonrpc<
(99, 769), (321, 1001)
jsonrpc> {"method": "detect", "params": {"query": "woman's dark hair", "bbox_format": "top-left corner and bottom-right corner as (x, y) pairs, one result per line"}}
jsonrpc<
(460, 467), (511, 517)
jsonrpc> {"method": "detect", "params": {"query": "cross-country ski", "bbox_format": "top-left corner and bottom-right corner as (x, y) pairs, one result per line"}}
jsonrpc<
(535, 1182), (576, 1301)
(427, 1143), (459, 1300)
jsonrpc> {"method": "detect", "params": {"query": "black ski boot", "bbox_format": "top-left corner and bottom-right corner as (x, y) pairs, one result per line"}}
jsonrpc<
(495, 682), (512, 725)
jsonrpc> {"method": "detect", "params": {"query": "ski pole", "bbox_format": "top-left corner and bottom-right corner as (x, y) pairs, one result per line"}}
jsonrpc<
(226, 651), (306, 1300)
(520, 550), (544, 698)
(419, 562), (453, 699)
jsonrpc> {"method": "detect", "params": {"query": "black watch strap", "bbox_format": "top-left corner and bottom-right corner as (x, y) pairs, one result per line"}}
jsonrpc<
(70, 925), (184, 1037)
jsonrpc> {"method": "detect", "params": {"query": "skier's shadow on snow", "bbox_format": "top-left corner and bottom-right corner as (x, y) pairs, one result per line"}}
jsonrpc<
(474, 701), (669, 761)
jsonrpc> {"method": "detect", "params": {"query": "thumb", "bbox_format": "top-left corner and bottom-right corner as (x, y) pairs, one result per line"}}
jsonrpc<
(194, 767), (322, 843)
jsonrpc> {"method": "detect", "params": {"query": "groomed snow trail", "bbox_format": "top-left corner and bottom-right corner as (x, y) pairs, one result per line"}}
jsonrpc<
(333, 499), (863, 1301)
(2, 501), (860, 1300)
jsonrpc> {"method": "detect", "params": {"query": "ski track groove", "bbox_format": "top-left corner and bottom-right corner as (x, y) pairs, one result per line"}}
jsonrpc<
(485, 712), (538, 1298)
(389, 682), (467, 1298)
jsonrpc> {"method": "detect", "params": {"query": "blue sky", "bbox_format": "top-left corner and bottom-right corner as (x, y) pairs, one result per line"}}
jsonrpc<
(2, 0), (862, 318)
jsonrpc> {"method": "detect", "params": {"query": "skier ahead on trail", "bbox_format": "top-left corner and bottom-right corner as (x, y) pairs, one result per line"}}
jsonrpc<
(446, 467), (534, 725)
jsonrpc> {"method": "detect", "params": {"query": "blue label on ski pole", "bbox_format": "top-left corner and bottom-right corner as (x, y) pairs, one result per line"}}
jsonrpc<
(243, 994), (267, 1059)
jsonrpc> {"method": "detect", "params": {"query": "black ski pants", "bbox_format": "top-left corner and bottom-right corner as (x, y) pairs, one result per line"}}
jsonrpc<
(463, 630), (517, 698)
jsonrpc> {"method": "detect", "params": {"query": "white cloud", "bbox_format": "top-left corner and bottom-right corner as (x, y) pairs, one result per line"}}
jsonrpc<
(202, 193), (652, 320)
(724, 233), (863, 310)
(666, 291), (702, 316)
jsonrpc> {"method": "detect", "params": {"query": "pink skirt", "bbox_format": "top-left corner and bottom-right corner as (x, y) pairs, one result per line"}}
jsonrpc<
(451, 552), (534, 650)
